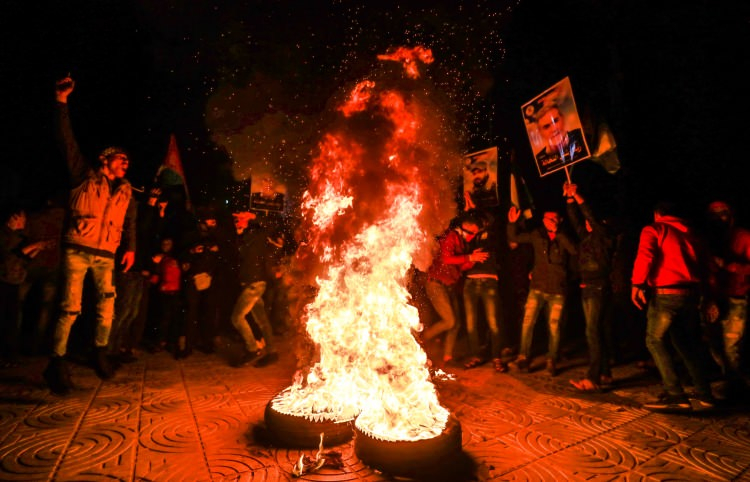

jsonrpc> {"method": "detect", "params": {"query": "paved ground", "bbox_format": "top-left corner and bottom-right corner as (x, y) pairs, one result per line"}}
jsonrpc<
(1, 335), (749, 481)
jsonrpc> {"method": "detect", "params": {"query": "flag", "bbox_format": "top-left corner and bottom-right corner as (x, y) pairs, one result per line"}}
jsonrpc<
(509, 150), (534, 219)
(590, 122), (620, 174)
(155, 134), (192, 210)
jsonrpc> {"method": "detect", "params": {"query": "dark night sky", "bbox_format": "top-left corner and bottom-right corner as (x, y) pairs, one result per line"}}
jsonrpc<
(2, 0), (748, 226)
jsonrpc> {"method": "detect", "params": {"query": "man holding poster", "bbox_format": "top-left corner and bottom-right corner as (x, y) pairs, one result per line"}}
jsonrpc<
(522, 77), (590, 177)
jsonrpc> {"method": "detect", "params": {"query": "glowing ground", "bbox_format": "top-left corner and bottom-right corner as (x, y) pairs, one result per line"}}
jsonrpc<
(1, 336), (748, 481)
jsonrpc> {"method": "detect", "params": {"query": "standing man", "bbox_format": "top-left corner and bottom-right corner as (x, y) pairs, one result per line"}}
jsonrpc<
(462, 210), (506, 372)
(631, 201), (714, 412)
(43, 77), (136, 394)
(507, 205), (576, 376)
(705, 200), (749, 397)
(564, 183), (616, 392)
(422, 213), (488, 369)
(230, 211), (278, 367)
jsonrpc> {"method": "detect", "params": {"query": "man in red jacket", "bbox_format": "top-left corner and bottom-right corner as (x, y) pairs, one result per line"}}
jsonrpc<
(631, 201), (714, 412)
(422, 213), (488, 368)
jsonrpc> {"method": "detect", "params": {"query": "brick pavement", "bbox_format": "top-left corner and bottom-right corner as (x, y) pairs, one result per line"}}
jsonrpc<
(1, 336), (748, 481)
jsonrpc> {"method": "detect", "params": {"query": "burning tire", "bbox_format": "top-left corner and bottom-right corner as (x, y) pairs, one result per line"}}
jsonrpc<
(263, 400), (354, 448)
(354, 415), (462, 479)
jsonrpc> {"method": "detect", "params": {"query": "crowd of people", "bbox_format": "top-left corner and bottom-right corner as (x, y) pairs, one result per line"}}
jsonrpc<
(0, 78), (295, 395)
(419, 182), (748, 414)
(1, 77), (748, 415)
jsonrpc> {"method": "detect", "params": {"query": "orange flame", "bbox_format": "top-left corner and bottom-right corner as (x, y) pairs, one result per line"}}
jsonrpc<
(339, 80), (376, 117)
(377, 46), (434, 79)
(272, 46), (449, 442)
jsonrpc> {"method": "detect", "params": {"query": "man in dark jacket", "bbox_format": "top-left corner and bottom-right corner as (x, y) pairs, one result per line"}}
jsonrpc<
(564, 184), (616, 392)
(705, 200), (749, 398)
(229, 211), (277, 367)
(462, 210), (506, 372)
(1, 207), (53, 367)
(43, 77), (136, 394)
(507, 204), (577, 376)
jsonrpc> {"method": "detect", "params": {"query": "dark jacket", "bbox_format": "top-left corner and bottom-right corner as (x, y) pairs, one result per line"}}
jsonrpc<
(0, 226), (31, 285)
(507, 221), (577, 295)
(236, 226), (271, 285)
(566, 200), (615, 286)
(465, 224), (499, 279)
(56, 103), (136, 257)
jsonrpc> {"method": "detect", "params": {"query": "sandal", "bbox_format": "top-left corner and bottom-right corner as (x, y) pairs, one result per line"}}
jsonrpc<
(463, 357), (484, 369)
(569, 378), (601, 393)
(493, 358), (508, 373)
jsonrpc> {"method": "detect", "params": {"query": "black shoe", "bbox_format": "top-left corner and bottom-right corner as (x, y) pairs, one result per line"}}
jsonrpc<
(118, 350), (138, 364)
(197, 344), (215, 355)
(642, 394), (692, 413)
(233, 349), (261, 367)
(493, 358), (508, 373)
(43, 356), (71, 395)
(174, 348), (192, 360)
(546, 359), (557, 377)
(93, 347), (114, 380)
(253, 350), (279, 367)
(514, 356), (529, 373)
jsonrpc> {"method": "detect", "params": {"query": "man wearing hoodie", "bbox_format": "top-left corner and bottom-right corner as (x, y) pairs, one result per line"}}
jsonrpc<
(631, 201), (715, 412)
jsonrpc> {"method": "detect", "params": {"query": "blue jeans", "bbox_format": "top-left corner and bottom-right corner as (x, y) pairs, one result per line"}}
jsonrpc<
(582, 286), (612, 381)
(109, 271), (145, 354)
(423, 279), (461, 361)
(721, 297), (747, 375)
(231, 281), (273, 353)
(519, 289), (564, 361)
(53, 248), (116, 356)
(646, 293), (710, 397)
(463, 278), (503, 359)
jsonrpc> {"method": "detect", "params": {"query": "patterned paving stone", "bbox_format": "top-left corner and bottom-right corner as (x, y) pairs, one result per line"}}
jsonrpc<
(660, 443), (746, 480)
(0, 429), (70, 481)
(1, 341), (748, 481)
(56, 424), (136, 478)
(637, 453), (736, 481)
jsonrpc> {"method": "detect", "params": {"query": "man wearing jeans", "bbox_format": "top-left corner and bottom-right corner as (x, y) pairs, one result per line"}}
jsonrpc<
(462, 211), (506, 372)
(705, 201), (750, 398)
(565, 183), (616, 392)
(632, 201), (714, 412)
(507, 205), (576, 376)
(43, 77), (136, 394)
(422, 213), (488, 368)
(230, 212), (277, 367)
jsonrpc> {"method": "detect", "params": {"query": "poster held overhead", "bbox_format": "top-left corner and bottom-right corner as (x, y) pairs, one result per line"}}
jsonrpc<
(463, 146), (499, 210)
(521, 77), (590, 177)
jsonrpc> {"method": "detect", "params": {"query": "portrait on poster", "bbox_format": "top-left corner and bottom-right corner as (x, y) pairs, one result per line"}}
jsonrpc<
(463, 146), (499, 209)
(521, 77), (590, 177)
(250, 173), (286, 213)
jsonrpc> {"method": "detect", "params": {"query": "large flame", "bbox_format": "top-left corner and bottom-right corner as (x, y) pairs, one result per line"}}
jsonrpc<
(272, 47), (452, 442)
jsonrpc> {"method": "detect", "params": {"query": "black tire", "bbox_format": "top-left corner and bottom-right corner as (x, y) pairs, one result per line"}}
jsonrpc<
(354, 415), (462, 479)
(263, 400), (354, 448)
